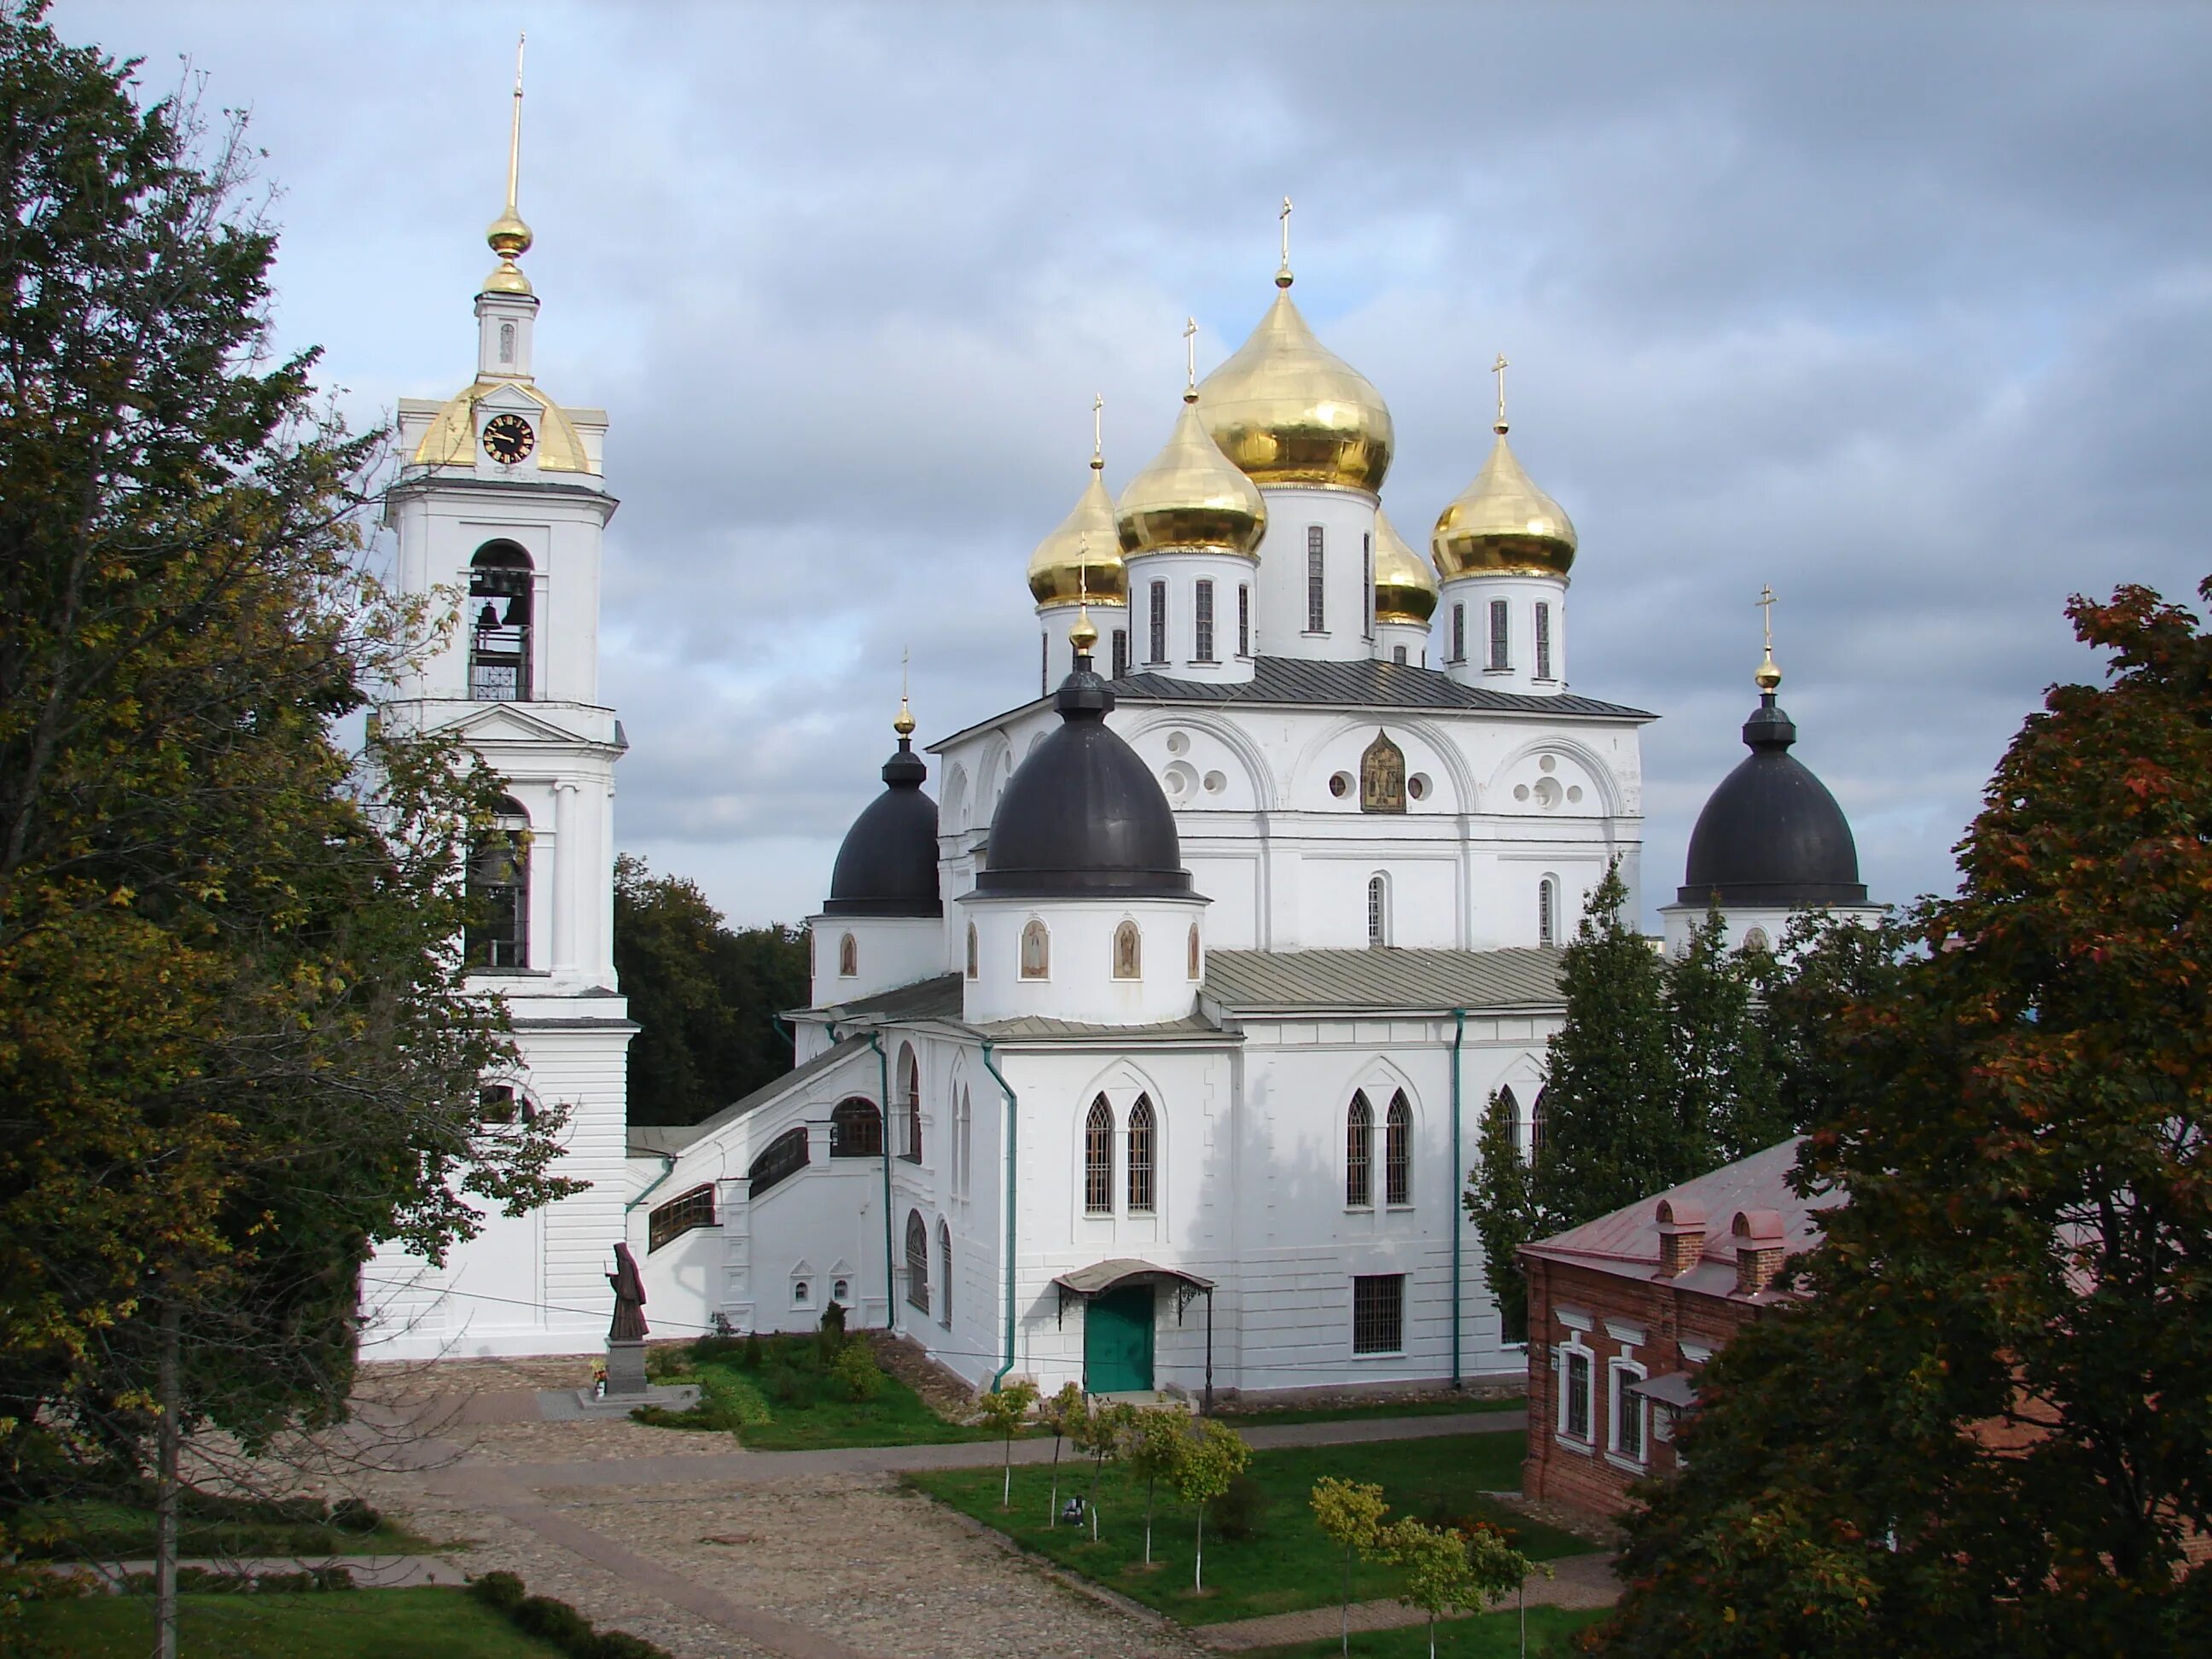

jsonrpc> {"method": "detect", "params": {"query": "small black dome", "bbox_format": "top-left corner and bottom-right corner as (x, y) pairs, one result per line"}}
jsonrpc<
(1679, 696), (1866, 908)
(975, 658), (1190, 899)
(824, 739), (941, 917)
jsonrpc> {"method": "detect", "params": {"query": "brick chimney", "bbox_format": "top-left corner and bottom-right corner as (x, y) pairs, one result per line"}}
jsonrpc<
(1731, 1208), (1788, 1296)
(1655, 1198), (1707, 1278)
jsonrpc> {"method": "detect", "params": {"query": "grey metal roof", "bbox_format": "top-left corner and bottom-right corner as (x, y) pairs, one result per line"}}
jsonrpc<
(1115, 657), (1652, 721)
(638, 1037), (872, 1152)
(1053, 1258), (1215, 1296)
(974, 1010), (1222, 1042)
(801, 974), (964, 1026)
(1202, 946), (1567, 1013)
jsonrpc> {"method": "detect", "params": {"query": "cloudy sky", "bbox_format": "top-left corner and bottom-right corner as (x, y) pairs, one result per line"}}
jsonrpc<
(67, 2), (2212, 928)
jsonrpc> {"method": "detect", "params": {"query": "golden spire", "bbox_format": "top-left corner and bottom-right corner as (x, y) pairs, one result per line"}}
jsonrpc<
(1755, 585), (1783, 691)
(894, 647), (917, 736)
(1491, 352), (1510, 434)
(1183, 317), (1199, 401)
(1091, 392), (1105, 471)
(1277, 195), (1294, 288)
(1070, 550), (1099, 654)
(482, 35), (535, 296)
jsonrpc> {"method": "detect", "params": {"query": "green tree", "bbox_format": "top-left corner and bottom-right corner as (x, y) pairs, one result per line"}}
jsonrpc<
(1667, 901), (1788, 1162)
(1379, 1517), (1530, 1659)
(1593, 579), (2212, 1656)
(1464, 1090), (1540, 1343)
(1040, 1382), (1086, 1528)
(1169, 1418), (1250, 1593)
(1310, 1476), (1390, 1656)
(1076, 1399), (1138, 1540)
(614, 855), (806, 1126)
(0, 10), (573, 1643)
(973, 1377), (1037, 1510)
(1125, 1405), (1189, 1567)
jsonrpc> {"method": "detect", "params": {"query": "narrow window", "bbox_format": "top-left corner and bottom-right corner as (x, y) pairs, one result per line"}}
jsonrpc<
(1187, 922), (1201, 981)
(1366, 874), (1388, 949)
(1084, 1097), (1115, 1214)
(1346, 1091), (1374, 1208)
(1534, 602), (1553, 680)
(1452, 602), (1466, 664)
(1385, 1091), (1412, 1206)
(1306, 526), (1325, 632)
(905, 1210), (929, 1313)
(1362, 532), (1373, 640)
(1112, 919), (1142, 980)
(648, 1185), (717, 1253)
(1564, 1348), (1592, 1441)
(478, 1084), (527, 1126)
(1487, 599), (1510, 670)
(1149, 579), (1167, 663)
(793, 1279), (810, 1306)
(1112, 627), (1130, 680)
(954, 1086), (972, 1196)
(1393, 645), (1407, 666)
(1352, 1273), (1405, 1354)
(1614, 1365), (1646, 1461)
(964, 922), (979, 979)
(900, 1045), (923, 1163)
(468, 542), (533, 701)
(1020, 918), (1050, 979)
(1237, 585), (1251, 655)
(830, 1097), (883, 1157)
(1194, 579), (1215, 661)
(1126, 1095), (1156, 1214)
(839, 932), (859, 977)
(1042, 632), (1051, 695)
(1530, 1086), (1548, 1153)
(1539, 877), (1557, 947)
(498, 320), (516, 364)
(465, 796), (529, 970)
(939, 1220), (954, 1327)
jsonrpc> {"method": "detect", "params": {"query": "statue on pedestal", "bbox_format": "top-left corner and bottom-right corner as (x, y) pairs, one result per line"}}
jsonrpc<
(607, 1241), (649, 1342)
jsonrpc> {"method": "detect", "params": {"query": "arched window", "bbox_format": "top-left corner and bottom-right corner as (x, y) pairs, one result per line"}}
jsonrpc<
(1126, 1096), (1156, 1214)
(905, 1210), (929, 1313)
(748, 1127), (809, 1199)
(1385, 1091), (1412, 1207)
(965, 922), (979, 979)
(900, 1045), (923, 1162)
(1187, 923), (1201, 981)
(1538, 877), (1558, 947)
(1112, 920), (1142, 980)
(1366, 873), (1388, 948)
(1530, 1087), (1549, 1154)
(1496, 1085), (1522, 1158)
(1020, 918), (1050, 980)
(1084, 1097), (1115, 1215)
(953, 1086), (972, 1197)
(465, 796), (529, 970)
(648, 1185), (717, 1253)
(468, 541), (533, 701)
(830, 1097), (882, 1158)
(1346, 1091), (1374, 1208)
(938, 1220), (953, 1327)
(838, 932), (859, 977)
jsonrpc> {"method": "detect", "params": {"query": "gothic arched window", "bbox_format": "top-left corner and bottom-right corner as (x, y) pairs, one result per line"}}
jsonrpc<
(1020, 918), (1050, 980)
(1367, 873), (1388, 948)
(905, 1210), (929, 1313)
(1496, 1085), (1522, 1157)
(838, 932), (859, 977)
(1538, 877), (1558, 947)
(1530, 1087), (1549, 1153)
(1112, 920), (1142, 980)
(830, 1097), (882, 1158)
(899, 1044), (923, 1163)
(1126, 1096), (1156, 1214)
(468, 541), (533, 701)
(1084, 1097), (1114, 1215)
(938, 1220), (953, 1328)
(1346, 1091), (1374, 1208)
(1385, 1091), (1412, 1207)
(465, 795), (529, 970)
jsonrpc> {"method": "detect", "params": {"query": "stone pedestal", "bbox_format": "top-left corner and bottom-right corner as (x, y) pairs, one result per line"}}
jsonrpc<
(605, 1338), (649, 1397)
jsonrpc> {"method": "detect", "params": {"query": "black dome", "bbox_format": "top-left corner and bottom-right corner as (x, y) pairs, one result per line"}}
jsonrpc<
(824, 738), (942, 917)
(1679, 695), (1866, 908)
(974, 657), (1190, 899)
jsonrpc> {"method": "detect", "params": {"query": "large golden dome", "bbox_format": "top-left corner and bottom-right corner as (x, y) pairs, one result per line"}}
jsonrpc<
(1116, 395), (1267, 557)
(1197, 283), (1393, 494)
(1372, 508), (1439, 624)
(1431, 428), (1577, 579)
(1027, 463), (1126, 606)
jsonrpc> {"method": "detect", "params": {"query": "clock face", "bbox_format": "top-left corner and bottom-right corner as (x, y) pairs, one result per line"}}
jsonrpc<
(481, 411), (536, 464)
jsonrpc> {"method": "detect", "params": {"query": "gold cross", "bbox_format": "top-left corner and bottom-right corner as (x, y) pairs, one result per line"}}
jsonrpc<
(1184, 317), (1199, 394)
(1091, 392), (1103, 467)
(1492, 353), (1509, 431)
(1757, 584), (1777, 652)
(1279, 195), (1294, 266)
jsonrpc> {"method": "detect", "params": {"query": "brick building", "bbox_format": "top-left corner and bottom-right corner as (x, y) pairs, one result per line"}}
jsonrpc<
(1519, 1138), (1831, 1518)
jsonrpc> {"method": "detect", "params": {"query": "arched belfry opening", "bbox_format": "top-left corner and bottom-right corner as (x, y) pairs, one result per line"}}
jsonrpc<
(469, 540), (534, 701)
(465, 795), (530, 969)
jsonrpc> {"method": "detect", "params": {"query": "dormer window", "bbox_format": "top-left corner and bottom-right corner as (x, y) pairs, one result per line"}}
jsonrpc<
(469, 541), (533, 701)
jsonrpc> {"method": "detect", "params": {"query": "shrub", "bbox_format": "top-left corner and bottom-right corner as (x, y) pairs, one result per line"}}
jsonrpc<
(692, 1334), (746, 1366)
(329, 1498), (381, 1534)
(817, 1299), (848, 1363)
(742, 1331), (764, 1370)
(466, 1570), (678, 1659)
(470, 1571), (527, 1612)
(512, 1594), (597, 1648)
(829, 1341), (883, 1403)
(1213, 1472), (1271, 1541)
(765, 1362), (808, 1406)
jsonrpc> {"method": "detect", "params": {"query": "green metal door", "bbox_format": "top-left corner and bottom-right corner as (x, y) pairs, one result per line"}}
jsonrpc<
(1083, 1284), (1155, 1393)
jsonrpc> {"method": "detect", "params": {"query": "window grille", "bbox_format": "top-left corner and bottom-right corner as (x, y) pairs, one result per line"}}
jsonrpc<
(1452, 603), (1466, 664)
(648, 1185), (717, 1253)
(829, 1097), (883, 1157)
(1149, 579), (1167, 662)
(468, 542), (533, 701)
(1352, 1273), (1405, 1354)
(1112, 627), (1130, 680)
(1194, 579), (1215, 661)
(1366, 875), (1387, 948)
(1085, 1097), (1115, 1214)
(1565, 1349), (1592, 1440)
(1238, 585), (1250, 655)
(939, 1220), (954, 1327)
(901, 1047), (923, 1162)
(1539, 878), (1557, 946)
(1307, 527), (1325, 632)
(748, 1127), (809, 1199)
(1534, 602), (1552, 680)
(465, 797), (529, 969)
(1488, 600), (1510, 670)
(905, 1210), (929, 1313)
(1126, 1096), (1156, 1214)
(1385, 1091), (1412, 1206)
(1346, 1092), (1374, 1208)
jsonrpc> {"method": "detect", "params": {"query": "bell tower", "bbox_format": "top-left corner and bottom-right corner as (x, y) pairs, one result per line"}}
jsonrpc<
(366, 40), (635, 1359)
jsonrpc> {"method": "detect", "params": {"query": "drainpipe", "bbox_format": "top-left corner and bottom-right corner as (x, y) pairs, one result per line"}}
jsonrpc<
(1451, 1007), (1468, 1392)
(625, 1153), (676, 1214)
(864, 1031), (895, 1334)
(980, 1039), (1019, 1388)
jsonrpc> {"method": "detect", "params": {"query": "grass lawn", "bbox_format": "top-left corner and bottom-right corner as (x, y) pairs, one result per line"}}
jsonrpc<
(17, 1588), (562, 1657)
(15, 1498), (436, 1563)
(1216, 1394), (1524, 1429)
(638, 1332), (997, 1450)
(1248, 1604), (1607, 1657)
(906, 1429), (1588, 1627)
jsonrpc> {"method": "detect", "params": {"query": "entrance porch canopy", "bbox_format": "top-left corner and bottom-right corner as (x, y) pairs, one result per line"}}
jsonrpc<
(1051, 1259), (1217, 1408)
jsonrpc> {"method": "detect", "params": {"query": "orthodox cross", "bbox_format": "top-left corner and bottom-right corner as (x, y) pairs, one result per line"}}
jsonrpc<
(1091, 392), (1104, 467)
(1491, 352), (1510, 432)
(1757, 584), (1777, 651)
(1184, 317), (1199, 395)
(1279, 195), (1294, 265)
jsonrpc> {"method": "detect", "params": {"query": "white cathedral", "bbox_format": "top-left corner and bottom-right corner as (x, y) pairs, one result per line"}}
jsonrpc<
(363, 130), (1878, 1400)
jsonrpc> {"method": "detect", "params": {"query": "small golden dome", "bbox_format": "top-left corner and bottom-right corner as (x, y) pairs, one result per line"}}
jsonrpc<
(893, 695), (917, 737)
(1069, 608), (1100, 653)
(1754, 646), (1783, 692)
(1431, 428), (1577, 579)
(1372, 508), (1439, 625)
(1116, 396), (1267, 557)
(481, 207), (535, 296)
(1197, 286), (1393, 494)
(1027, 468), (1126, 606)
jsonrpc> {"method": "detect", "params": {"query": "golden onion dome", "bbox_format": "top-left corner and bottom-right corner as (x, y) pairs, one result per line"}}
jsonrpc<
(481, 206), (534, 295)
(1431, 426), (1578, 579)
(1026, 463), (1126, 606)
(1116, 394), (1267, 557)
(1196, 284), (1393, 494)
(1372, 507), (1439, 624)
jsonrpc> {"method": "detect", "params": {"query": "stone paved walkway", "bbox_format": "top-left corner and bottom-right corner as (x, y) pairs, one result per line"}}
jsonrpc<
(1195, 1551), (1620, 1650)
